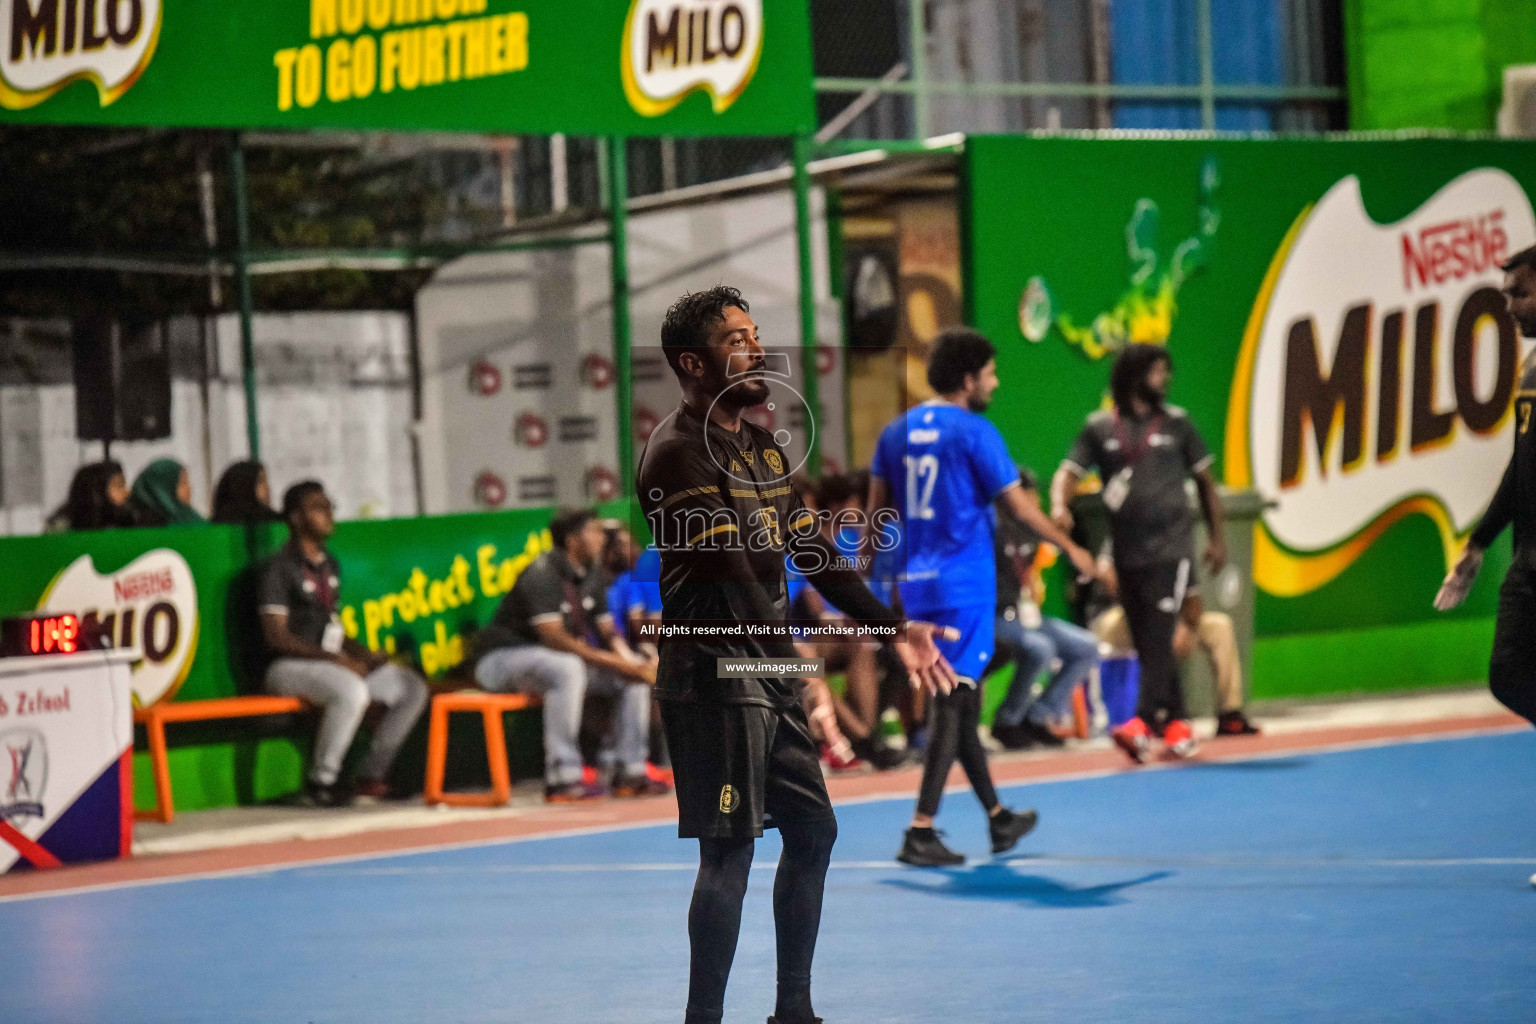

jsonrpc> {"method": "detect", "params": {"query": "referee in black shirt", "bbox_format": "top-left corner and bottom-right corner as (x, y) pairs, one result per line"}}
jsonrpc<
(1052, 344), (1226, 762)
(1436, 245), (1536, 728)
(637, 286), (956, 1024)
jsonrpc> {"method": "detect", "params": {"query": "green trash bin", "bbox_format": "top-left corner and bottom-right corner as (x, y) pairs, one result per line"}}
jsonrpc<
(1182, 488), (1269, 718)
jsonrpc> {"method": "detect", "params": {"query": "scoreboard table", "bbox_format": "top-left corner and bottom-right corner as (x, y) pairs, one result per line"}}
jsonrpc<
(0, 648), (135, 872)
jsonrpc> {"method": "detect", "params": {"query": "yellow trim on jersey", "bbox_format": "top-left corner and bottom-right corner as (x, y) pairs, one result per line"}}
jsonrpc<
(660, 485), (720, 509)
(687, 523), (740, 546)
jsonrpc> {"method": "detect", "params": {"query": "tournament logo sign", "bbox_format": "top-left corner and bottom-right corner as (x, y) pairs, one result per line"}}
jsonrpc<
(0, 728), (46, 823)
(622, 0), (763, 117)
(0, 0), (162, 109)
(1226, 169), (1536, 596)
(36, 549), (198, 707)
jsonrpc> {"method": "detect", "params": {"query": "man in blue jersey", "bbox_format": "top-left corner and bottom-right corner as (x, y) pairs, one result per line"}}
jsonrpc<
(871, 328), (1098, 866)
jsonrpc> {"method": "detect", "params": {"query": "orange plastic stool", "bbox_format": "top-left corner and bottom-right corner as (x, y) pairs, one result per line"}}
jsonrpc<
(424, 691), (540, 807)
(134, 696), (308, 823)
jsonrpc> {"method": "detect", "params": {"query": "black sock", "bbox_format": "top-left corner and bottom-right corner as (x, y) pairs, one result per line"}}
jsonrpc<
(686, 836), (754, 1024)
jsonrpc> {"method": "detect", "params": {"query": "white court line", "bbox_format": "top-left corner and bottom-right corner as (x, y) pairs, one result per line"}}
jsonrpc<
(293, 855), (1536, 877)
(0, 721), (1524, 906)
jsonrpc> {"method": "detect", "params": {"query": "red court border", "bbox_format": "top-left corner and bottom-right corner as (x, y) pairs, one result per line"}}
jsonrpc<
(0, 711), (1523, 903)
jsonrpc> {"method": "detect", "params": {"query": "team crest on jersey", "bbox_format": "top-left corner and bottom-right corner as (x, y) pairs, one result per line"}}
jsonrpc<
(739, 450), (755, 467)
(718, 784), (738, 814)
(763, 449), (783, 474)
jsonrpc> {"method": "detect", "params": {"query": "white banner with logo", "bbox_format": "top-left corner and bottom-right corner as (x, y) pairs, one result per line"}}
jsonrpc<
(0, 652), (133, 872)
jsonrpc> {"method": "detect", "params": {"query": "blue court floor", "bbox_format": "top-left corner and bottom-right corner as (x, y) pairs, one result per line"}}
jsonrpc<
(3, 731), (1533, 1023)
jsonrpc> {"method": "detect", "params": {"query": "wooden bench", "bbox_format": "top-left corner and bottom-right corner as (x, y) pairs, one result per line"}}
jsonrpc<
(424, 691), (542, 807)
(134, 696), (308, 824)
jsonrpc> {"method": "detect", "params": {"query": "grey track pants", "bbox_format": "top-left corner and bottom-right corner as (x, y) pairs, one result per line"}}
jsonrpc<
(474, 645), (649, 786)
(264, 659), (430, 786)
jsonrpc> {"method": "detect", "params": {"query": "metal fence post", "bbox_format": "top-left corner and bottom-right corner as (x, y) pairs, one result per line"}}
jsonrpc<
(1198, 0), (1216, 130)
(608, 137), (634, 500)
(909, 0), (929, 139)
(228, 133), (260, 461)
(792, 135), (822, 479)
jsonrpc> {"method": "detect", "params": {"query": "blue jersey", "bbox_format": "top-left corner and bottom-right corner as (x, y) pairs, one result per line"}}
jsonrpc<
(871, 400), (1019, 614)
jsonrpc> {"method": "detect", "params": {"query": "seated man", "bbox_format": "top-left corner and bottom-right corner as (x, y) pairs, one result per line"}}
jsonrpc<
(259, 481), (429, 807)
(990, 469), (1100, 749)
(473, 507), (664, 802)
(1090, 568), (1260, 736)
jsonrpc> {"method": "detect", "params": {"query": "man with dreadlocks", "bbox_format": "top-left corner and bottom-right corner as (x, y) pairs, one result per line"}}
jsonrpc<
(1051, 342), (1227, 762)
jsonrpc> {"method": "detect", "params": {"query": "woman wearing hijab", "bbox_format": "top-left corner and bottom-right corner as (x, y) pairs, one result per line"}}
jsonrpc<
(129, 458), (205, 527)
(211, 460), (282, 525)
(46, 460), (138, 532)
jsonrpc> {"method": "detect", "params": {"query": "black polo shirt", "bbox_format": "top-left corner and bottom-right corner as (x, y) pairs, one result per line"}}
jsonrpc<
(1063, 404), (1213, 571)
(637, 399), (818, 708)
(475, 549), (612, 659)
(258, 543), (342, 649)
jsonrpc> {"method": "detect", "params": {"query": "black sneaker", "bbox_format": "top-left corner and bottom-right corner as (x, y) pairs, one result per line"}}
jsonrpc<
(1216, 710), (1261, 736)
(988, 807), (1039, 854)
(851, 735), (908, 772)
(303, 779), (354, 808)
(897, 827), (966, 867)
(990, 721), (1035, 750)
(1020, 719), (1066, 748)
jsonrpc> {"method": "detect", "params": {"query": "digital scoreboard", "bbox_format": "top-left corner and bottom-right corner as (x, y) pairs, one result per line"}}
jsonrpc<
(0, 614), (112, 659)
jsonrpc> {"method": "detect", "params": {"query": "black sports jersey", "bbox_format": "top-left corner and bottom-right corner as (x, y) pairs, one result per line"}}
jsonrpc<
(1063, 404), (1212, 570)
(993, 502), (1041, 613)
(638, 400), (897, 708)
(1472, 355), (1536, 567)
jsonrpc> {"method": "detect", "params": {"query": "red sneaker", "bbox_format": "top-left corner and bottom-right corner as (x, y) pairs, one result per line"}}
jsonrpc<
(820, 742), (866, 772)
(1163, 719), (1200, 759)
(1111, 717), (1152, 764)
(645, 762), (674, 786)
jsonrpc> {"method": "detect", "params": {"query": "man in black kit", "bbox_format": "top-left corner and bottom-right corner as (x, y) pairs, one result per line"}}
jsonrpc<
(1435, 245), (1536, 728)
(637, 286), (957, 1024)
(1051, 343), (1226, 762)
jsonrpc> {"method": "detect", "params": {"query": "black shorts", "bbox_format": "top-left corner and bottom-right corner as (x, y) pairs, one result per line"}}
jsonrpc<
(1492, 563), (1536, 668)
(660, 699), (835, 840)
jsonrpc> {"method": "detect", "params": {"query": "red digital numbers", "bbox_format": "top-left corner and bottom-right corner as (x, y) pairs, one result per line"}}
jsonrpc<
(29, 615), (80, 655)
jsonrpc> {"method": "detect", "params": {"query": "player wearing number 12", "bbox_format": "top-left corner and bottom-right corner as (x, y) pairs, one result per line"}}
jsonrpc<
(871, 329), (1097, 867)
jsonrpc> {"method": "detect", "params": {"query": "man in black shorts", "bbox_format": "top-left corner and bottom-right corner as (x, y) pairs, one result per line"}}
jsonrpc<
(637, 286), (956, 1024)
(1051, 343), (1226, 762)
(1435, 244), (1536, 727)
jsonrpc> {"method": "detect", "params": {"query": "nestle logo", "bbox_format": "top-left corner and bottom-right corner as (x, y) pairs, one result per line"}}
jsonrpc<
(113, 568), (173, 604)
(1401, 210), (1509, 292)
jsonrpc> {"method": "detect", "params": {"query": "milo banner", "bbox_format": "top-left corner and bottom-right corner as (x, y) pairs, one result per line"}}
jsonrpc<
(0, 0), (813, 135)
(0, 508), (552, 810)
(965, 135), (1536, 696)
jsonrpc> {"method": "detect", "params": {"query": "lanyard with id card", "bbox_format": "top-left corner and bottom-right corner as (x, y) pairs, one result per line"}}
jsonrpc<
(1103, 413), (1163, 513)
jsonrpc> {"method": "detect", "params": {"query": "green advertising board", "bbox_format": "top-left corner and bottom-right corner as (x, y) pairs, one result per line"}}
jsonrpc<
(965, 135), (1536, 696)
(0, 508), (553, 810)
(0, 0), (813, 136)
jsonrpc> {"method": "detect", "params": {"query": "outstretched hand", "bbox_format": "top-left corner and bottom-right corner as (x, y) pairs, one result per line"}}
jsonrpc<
(1434, 547), (1484, 612)
(894, 620), (962, 696)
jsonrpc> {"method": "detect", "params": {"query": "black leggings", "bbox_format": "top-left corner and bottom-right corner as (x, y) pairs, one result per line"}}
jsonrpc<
(684, 817), (838, 1024)
(915, 684), (999, 819)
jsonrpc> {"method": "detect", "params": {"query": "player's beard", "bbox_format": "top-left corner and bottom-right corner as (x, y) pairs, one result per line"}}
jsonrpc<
(723, 376), (771, 409)
(1136, 378), (1166, 408)
(966, 392), (990, 413)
